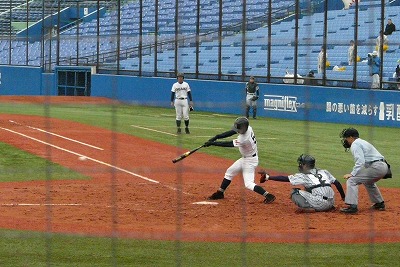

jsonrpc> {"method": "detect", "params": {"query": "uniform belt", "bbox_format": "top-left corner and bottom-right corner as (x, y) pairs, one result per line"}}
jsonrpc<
(244, 153), (257, 158)
(247, 93), (256, 95)
(306, 184), (331, 193)
(177, 97), (187, 100)
(368, 159), (385, 164)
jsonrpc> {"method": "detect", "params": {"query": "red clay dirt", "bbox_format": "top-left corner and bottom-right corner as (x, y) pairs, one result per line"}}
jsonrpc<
(0, 96), (399, 244)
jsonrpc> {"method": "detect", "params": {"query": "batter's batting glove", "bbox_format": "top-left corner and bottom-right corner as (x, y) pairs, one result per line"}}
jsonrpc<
(258, 170), (270, 183)
(203, 141), (214, 147)
(189, 105), (194, 112)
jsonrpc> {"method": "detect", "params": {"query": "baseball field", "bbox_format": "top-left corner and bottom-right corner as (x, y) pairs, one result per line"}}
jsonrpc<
(0, 96), (399, 266)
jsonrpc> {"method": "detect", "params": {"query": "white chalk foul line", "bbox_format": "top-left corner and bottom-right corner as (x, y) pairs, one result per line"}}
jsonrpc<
(131, 125), (177, 136)
(9, 120), (103, 151)
(0, 127), (159, 184)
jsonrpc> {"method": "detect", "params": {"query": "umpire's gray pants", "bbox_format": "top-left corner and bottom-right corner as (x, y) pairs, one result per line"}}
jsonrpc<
(345, 161), (388, 206)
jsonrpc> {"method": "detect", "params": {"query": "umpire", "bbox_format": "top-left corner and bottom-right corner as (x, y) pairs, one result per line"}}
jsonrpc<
(339, 127), (390, 214)
(245, 76), (260, 119)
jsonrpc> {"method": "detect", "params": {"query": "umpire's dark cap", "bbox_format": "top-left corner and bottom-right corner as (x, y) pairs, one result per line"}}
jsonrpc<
(340, 128), (359, 138)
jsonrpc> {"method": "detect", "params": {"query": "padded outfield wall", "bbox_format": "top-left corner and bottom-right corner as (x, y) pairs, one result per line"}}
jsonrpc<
(0, 66), (399, 128)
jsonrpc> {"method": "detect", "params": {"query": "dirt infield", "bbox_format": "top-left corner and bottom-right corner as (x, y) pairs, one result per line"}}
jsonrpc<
(0, 96), (399, 243)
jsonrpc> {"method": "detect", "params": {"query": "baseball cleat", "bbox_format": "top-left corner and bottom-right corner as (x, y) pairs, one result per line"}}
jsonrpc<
(207, 191), (224, 200)
(371, 201), (385, 211)
(340, 205), (358, 214)
(263, 193), (276, 204)
(177, 128), (182, 134)
(185, 127), (190, 134)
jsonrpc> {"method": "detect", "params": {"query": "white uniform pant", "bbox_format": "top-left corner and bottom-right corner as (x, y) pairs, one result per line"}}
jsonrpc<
(295, 190), (335, 211)
(246, 94), (257, 108)
(371, 74), (380, 89)
(224, 156), (258, 191)
(174, 99), (189, 120)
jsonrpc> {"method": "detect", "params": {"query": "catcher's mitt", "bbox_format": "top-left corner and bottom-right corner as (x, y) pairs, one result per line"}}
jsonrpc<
(189, 105), (194, 112)
(251, 96), (259, 101)
(263, 193), (276, 204)
(258, 170), (269, 183)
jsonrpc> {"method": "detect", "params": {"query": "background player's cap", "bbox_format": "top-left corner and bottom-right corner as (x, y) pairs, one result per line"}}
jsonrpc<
(177, 72), (184, 78)
(250, 76), (255, 80)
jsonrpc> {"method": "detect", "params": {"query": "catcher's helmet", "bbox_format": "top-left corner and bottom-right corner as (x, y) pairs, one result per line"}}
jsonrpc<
(297, 154), (316, 172)
(177, 72), (184, 78)
(232, 117), (249, 134)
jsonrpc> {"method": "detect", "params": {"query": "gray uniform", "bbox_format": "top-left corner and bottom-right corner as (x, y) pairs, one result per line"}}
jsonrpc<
(289, 169), (337, 211)
(345, 138), (388, 205)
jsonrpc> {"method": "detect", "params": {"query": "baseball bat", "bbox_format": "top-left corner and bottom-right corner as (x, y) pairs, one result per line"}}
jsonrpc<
(172, 145), (204, 163)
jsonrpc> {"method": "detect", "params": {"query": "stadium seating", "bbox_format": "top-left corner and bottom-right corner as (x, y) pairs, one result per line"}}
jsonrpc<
(0, 0), (400, 88)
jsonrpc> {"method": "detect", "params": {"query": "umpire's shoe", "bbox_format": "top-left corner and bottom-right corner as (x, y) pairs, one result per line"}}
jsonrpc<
(208, 190), (224, 200)
(371, 201), (385, 211)
(340, 204), (358, 214)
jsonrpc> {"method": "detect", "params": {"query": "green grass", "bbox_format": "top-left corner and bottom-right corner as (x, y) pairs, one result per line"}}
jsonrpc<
(0, 102), (399, 266)
(0, 142), (88, 182)
(0, 230), (399, 267)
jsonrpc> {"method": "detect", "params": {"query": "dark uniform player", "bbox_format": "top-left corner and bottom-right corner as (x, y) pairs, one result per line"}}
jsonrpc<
(245, 76), (260, 119)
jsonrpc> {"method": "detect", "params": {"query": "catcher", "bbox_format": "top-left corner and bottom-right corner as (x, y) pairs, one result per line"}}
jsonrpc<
(245, 76), (260, 119)
(258, 154), (346, 213)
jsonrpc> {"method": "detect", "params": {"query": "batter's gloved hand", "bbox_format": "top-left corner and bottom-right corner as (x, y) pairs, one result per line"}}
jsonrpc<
(203, 141), (214, 147)
(189, 105), (194, 112)
(208, 136), (217, 142)
(258, 170), (269, 183)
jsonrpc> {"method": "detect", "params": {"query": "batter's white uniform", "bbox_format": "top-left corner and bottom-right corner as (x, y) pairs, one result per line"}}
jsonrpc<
(289, 169), (337, 211)
(171, 81), (190, 121)
(224, 125), (258, 191)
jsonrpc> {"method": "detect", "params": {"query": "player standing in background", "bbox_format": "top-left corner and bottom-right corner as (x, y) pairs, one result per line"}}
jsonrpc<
(204, 117), (276, 204)
(245, 76), (260, 119)
(258, 154), (345, 213)
(170, 73), (193, 134)
(339, 128), (389, 214)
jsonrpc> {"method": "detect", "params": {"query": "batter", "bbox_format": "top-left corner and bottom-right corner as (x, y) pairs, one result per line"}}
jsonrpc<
(170, 73), (193, 134)
(204, 117), (276, 204)
(259, 154), (346, 212)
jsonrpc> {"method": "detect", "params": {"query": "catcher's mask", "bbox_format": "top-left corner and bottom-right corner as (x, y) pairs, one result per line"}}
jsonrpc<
(232, 117), (249, 134)
(297, 154), (315, 172)
(339, 128), (359, 151)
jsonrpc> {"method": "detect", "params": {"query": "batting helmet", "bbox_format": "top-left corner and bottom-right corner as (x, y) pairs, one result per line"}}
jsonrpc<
(177, 72), (184, 79)
(232, 117), (249, 134)
(297, 154), (315, 172)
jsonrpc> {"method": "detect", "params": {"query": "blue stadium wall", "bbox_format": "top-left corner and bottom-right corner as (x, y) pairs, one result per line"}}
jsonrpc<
(0, 66), (399, 128)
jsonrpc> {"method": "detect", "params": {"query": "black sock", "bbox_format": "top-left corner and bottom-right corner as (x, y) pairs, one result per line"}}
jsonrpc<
(176, 120), (181, 127)
(184, 120), (189, 127)
(219, 178), (231, 192)
(253, 185), (267, 196)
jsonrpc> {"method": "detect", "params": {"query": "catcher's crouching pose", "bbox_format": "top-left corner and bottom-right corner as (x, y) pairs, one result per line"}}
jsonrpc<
(204, 117), (275, 204)
(258, 154), (345, 212)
